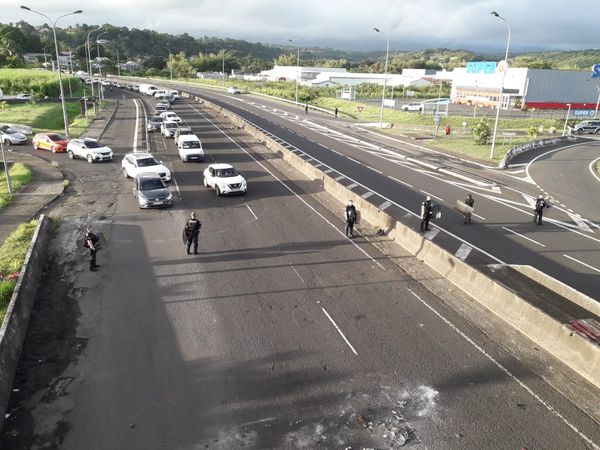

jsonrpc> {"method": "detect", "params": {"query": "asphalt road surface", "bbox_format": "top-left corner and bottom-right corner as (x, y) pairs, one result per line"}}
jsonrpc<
(145, 81), (600, 301)
(2, 89), (599, 449)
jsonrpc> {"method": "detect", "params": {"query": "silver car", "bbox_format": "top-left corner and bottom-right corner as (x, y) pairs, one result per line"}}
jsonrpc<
(0, 126), (27, 145)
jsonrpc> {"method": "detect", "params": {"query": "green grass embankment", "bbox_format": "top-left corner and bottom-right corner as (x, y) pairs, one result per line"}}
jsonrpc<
(0, 163), (32, 209)
(0, 220), (38, 322)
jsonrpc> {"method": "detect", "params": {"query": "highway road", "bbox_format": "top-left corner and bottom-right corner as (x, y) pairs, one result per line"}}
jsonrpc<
(143, 81), (600, 302)
(2, 89), (599, 449)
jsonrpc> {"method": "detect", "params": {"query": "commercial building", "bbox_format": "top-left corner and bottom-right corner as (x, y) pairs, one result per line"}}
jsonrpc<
(258, 65), (347, 83)
(451, 63), (600, 110)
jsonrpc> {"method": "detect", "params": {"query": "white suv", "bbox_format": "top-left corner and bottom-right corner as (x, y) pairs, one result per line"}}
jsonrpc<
(161, 120), (179, 138)
(121, 152), (171, 181)
(203, 163), (247, 196)
(67, 138), (113, 163)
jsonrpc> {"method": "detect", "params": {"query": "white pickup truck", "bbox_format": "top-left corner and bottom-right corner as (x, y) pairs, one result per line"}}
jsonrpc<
(67, 138), (113, 163)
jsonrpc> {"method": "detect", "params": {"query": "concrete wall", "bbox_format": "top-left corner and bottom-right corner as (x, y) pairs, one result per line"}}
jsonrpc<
(0, 215), (51, 431)
(184, 91), (600, 389)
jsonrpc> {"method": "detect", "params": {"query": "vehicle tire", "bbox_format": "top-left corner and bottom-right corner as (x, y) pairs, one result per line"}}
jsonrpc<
(577, 129), (583, 134)
(123, 168), (129, 178)
(87, 154), (94, 164)
(203, 177), (208, 188)
(68, 150), (74, 159)
(595, 129), (600, 135)
(181, 155), (186, 162)
(33, 142), (39, 150)
(216, 186), (221, 197)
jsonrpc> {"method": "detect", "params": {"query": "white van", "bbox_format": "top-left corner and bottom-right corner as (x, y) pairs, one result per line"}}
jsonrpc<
(169, 90), (179, 100)
(139, 84), (158, 96)
(177, 134), (204, 162)
(154, 89), (168, 98)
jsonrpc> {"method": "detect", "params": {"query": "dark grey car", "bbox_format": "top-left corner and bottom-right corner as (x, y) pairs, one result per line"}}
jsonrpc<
(133, 173), (173, 209)
(146, 116), (163, 132)
(573, 120), (600, 134)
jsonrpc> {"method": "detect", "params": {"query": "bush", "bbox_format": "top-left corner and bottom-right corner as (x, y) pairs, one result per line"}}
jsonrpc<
(0, 69), (79, 98)
(473, 117), (492, 145)
(528, 124), (539, 139)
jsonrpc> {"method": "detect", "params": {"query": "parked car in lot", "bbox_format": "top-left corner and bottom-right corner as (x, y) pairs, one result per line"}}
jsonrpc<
(161, 120), (179, 138)
(67, 138), (113, 163)
(122, 152), (171, 181)
(572, 120), (600, 134)
(147, 116), (163, 132)
(400, 102), (423, 112)
(178, 134), (204, 162)
(159, 111), (182, 123)
(32, 133), (69, 153)
(227, 86), (241, 94)
(0, 125), (27, 145)
(133, 173), (173, 209)
(203, 163), (247, 196)
(173, 126), (193, 144)
(16, 93), (32, 100)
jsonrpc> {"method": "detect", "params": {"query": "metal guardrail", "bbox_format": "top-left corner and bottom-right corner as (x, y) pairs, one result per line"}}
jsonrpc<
(499, 135), (581, 168)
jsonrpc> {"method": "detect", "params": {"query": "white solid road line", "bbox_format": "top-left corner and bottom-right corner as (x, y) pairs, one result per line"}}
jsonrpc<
(589, 157), (600, 183)
(420, 190), (444, 202)
(563, 254), (600, 274)
(244, 201), (258, 220)
(501, 226), (546, 248)
(187, 102), (386, 270)
(388, 175), (413, 188)
(472, 213), (486, 221)
(321, 307), (358, 356)
(132, 98), (140, 151)
(406, 288), (599, 450)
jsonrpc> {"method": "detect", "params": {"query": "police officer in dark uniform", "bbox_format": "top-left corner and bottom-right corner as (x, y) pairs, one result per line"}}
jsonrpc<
(345, 200), (357, 238)
(464, 193), (475, 223)
(84, 225), (100, 271)
(420, 196), (433, 232)
(184, 212), (202, 255)
(534, 195), (547, 225)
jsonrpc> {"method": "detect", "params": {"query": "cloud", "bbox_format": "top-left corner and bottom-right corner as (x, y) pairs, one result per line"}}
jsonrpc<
(6, 0), (600, 51)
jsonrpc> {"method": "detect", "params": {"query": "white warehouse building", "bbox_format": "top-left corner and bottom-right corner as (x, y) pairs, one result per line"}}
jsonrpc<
(259, 65), (347, 83)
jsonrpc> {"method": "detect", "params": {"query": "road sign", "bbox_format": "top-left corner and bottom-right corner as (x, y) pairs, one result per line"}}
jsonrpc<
(357, 106), (364, 112)
(592, 64), (600, 78)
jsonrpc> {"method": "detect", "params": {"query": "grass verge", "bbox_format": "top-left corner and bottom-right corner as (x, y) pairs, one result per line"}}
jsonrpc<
(0, 219), (38, 323)
(0, 163), (32, 209)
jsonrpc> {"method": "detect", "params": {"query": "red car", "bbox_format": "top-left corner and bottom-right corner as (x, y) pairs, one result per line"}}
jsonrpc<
(32, 133), (69, 153)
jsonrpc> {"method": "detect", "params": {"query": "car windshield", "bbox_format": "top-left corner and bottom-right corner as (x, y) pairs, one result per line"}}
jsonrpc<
(150, 117), (162, 123)
(140, 178), (165, 190)
(48, 134), (64, 142)
(2, 127), (18, 135)
(137, 157), (159, 167)
(84, 140), (104, 148)
(182, 141), (200, 149)
(165, 123), (177, 129)
(216, 168), (238, 177)
(179, 130), (192, 135)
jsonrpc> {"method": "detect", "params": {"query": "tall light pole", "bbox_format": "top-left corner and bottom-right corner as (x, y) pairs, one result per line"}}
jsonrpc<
(221, 49), (225, 86)
(289, 39), (300, 104)
(562, 103), (572, 136)
(21, 6), (82, 138)
(96, 32), (108, 100)
(87, 26), (102, 98)
(374, 27), (390, 128)
(116, 48), (121, 76)
(167, 48), (173, 80)
(489, 11), (511, 159)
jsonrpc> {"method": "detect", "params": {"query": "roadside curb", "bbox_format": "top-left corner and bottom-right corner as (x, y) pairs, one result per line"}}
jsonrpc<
(0, 215), (51, 433)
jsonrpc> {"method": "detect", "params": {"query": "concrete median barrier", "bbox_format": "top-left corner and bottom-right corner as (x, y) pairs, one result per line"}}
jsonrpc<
(0, 215), (51, 431)
(189, 93), (600, 389)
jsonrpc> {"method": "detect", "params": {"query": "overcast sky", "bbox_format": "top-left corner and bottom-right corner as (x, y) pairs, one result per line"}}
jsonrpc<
(4, 0), (600, 52)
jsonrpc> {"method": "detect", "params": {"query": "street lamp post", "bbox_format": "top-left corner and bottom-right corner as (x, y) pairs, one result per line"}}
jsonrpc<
(562, 103), (572, 136)
(288, 39), (300, 104)
(489, 11), (511, 160)
(21, 6), (82, 138)
(0, 139), (12, 195)
(374, 28), (390, 128)
(167, 48), (173, 80)
(96, 32), (108, 101)
(116, 49), (121, 76)
(86, 27), (102, 98)
(221, 49), (225, 86)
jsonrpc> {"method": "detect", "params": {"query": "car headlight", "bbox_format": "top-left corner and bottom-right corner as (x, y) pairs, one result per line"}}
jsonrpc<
(138, 192), (149, 204)
(166, 192), (173, 200)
